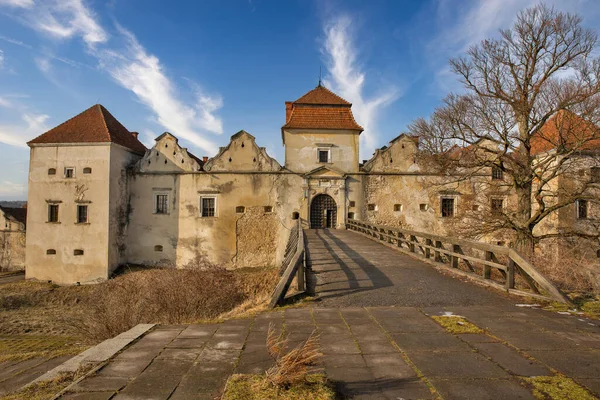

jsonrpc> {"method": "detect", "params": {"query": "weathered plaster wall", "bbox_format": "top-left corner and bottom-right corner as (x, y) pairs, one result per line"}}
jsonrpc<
(283, 129), (360, 173)
(0, 211), (25, 271)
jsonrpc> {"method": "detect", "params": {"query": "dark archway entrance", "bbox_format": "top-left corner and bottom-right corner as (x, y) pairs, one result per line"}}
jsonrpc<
(310, 194), (337, 229)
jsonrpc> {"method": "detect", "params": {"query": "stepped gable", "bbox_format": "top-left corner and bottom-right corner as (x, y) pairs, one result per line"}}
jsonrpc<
(283, 85), (363, 131)
(27, 104), (147, 155)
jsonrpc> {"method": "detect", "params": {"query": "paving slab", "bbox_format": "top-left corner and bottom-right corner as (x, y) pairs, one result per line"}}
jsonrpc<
(431, 378), (536, 400)
(408, 351), (511, 379)
(526, 350), (600, 378)
(473, 342), (551, 377)
(391, 332), (472, 352)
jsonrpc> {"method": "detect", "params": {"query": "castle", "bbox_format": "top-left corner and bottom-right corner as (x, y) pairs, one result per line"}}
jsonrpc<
(15, 85), (600, 284)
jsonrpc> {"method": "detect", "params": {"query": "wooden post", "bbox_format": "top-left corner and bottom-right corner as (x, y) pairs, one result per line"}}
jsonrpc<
(409, 236), (416, 253)
(434, 241), (442, 262)
(425, 239), (432, 259)
(297, 252), (305, 291)
(506, 257), (515, 289)
(451, 244), (460, 268)
(484, 251), (492, 279)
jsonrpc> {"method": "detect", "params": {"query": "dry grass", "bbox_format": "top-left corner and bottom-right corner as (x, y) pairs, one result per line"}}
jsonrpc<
(222, 374), (335, 400)
(0, 335), (87, 363)
(431, 315), (484, 334)
(531, 249), (600, 294)
(265, 324), (322, 388)
(522, 375), (598, 400)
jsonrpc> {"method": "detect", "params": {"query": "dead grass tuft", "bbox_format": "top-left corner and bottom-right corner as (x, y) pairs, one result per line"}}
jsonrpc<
(265, 323), (322, 388)
(522, 375), (598, 400)
(530, 249), (600, 294)
(222, 373), (335, 400)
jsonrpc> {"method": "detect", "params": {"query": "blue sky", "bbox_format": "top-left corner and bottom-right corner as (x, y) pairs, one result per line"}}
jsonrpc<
(1, 0), (600, 200)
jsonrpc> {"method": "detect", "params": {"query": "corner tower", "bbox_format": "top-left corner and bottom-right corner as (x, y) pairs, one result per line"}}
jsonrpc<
(282, 85), (363, 174)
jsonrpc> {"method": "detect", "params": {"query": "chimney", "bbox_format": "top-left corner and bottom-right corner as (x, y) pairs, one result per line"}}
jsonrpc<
(285, 101), (293, 123)
(131, 131), (139, 139)
(202, 156), (208, 163)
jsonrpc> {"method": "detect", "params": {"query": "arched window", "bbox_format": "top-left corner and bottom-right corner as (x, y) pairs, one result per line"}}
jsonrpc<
(46, 249), (56, 255)
(154, 245), (163, 252)
(48, 168), (56, 175)
(73, 249), (84, 256)
(83, 167), (92, 174)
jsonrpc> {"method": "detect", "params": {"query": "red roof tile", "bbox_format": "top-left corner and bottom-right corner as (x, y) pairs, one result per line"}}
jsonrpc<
(283, 85), (363, 131)
(28, 104), (147, 154)
(293, 85), (352, 105)
(531, 110), (600, 155)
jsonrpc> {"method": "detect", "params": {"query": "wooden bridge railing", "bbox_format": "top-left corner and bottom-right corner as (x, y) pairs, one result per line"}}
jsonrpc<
(269, 220), (306, 308)
(347, 219), (571, 304)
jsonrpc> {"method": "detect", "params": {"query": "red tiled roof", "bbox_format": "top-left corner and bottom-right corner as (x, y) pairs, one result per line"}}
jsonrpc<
(28, 104), (147, 155)
(293, 85), (351, 105)
(283, 106), (363, 130)
(0, 206), (27, 227)
(531, 110), (600, 155)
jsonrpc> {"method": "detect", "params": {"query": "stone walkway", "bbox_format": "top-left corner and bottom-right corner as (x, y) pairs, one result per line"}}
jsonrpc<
(0, 355), (71, 395)
(33, 230), (600, 399)
(59, 305), (599, 400)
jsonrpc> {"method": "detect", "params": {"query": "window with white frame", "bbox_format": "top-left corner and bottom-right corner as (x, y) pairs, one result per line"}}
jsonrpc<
(154, 193), (169, 214)
(64, 167), (75, 178)
(317, 148), (331, 163)
(200, 196), (217, 217)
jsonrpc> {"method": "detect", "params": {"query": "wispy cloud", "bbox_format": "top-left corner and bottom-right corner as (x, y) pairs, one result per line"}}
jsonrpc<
(0, 0), (224, 155)
(321, 14), (399, 158)
(0, 0), (34, 7)
(0, 49), (4, 69)
(0, 112), (49, 147)
(0, 180), (26, 198)
(98, 26), (222, 154)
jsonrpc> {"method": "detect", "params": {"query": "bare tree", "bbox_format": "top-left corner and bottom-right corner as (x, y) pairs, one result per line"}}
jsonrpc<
(411, 4), (600, 255)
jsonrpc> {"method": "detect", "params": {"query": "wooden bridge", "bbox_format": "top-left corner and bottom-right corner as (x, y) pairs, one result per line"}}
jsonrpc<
(271, 219), (570, 307)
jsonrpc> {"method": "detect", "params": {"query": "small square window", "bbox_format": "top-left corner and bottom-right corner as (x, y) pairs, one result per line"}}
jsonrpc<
(394, 204), (402, 212)
(264, 206), (273, 213)
(154, 245), (163, 252)
(292, 212), (299, 220)
(347, 212), (355, 220)
(236, 206), (245, 213)
(577, 199), (588, 219)
(420, 204), (428, 211)
(201, 197), (216, 217)
(155, 194), (169, 214)
(318, 149), (329, 163)
(48, 168), (56, 175)
(64, 168), (74, 178)
(349, 201), (356, 208)
(367, 204), (376, 211)
(48, 204), (59, 222)
(46, 249), (56, 255)
(441, 198), (455, 217)
(74, 249), (84, 256)
(491, 199), (504, 215)
(491, 166), (504, 180)
(77, 205), (88, 223)
(83, 167), (92, 174)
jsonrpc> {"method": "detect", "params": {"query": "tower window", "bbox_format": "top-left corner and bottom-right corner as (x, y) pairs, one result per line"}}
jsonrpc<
(74, 249), (84, 256)
(48, 168), (56, 175)
(576, 200), (588, 219)
(491, 166), (504, 180)
(317, 149), (330, 163)
(48, 204), (59, 223)
(441, 198), (455, 217)
(64, 167), (74, 178)
(83, 167), (92, 174)
(155, 194), (169, 214)
(77, 205), (88, 223)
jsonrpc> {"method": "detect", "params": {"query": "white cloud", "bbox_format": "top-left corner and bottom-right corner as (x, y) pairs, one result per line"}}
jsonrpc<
(0, 0), (33, 7)
(0, 96), (12, 108)
(0, 180), (26, 198)
(322, 14), (399, 158)
(97, 26), (222, 154)
(0, 112), (49, 147)
(0, 49), (4, 69)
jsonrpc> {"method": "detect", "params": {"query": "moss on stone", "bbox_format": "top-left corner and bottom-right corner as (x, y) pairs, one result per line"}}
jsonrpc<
(222, 374), (335, 400)
(431, 316), (484, 334)
(522, 376), (597, 400)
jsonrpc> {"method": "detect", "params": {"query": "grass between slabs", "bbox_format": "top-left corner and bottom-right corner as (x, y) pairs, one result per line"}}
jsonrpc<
(222, 373), (335, 400)
(431, 315), (484, 334)
(522, 375), (598, 400)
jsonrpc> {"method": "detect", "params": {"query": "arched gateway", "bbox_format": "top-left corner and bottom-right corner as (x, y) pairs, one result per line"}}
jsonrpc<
(310, 194), (337, 229)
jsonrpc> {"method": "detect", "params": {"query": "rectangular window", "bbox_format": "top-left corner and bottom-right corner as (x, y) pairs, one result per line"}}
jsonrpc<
(155, 194), (169, 214)
(318, 149), (330, 163)
(394, 204), (402, 212)
(349, 201), (356, 208)
(491, 166), (504, 180)
(577, 200), (588, 219)
(347, 212), (355, 220)
(367, 204), (376, 211)
(64, 167), (74, 178)
(491, 199), (504, 215)
(201, 197), (216, 217)
(48, 204), (59, 222)
(441, 198), (455, 217)
(77, 205), (88, 223)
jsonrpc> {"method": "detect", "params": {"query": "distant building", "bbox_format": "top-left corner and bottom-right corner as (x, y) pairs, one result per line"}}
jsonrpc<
(0, 206), (26, 271)
(19, 85), (600, 284)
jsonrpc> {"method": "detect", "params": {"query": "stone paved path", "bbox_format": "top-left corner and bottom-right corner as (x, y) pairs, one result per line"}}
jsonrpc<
(53, 230), (600, 399)
(0, 355), (71, 395)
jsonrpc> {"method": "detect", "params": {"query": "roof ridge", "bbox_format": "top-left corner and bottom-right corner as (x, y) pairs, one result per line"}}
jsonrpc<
(96, 104), (113, 142)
